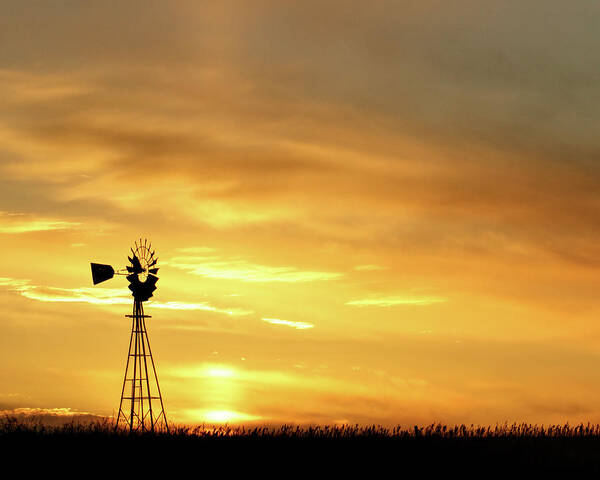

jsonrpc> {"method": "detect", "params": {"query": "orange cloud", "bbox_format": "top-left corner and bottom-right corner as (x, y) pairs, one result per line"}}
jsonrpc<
(262, 318), (314, 330)
(166, 254), (342, 283)
(0, 212), (80, 234)
(3, 1), (600, 428)
(346, 296), (446, 307)
(0, 277), (252, 315)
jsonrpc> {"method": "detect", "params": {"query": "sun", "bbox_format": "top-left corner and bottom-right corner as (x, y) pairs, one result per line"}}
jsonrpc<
(188, 409), (261, 424)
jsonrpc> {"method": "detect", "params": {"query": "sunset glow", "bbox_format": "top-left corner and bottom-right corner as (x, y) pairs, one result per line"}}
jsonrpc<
(3, 1), (600, 428)
(191, 410), (261, 424)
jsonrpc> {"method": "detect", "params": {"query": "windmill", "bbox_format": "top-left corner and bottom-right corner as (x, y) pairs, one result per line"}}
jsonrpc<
(91, 238), (168, 432)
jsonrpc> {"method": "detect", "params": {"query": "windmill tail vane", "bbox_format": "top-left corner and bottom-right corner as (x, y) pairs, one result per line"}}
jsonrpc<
(90, 238), (168, 432)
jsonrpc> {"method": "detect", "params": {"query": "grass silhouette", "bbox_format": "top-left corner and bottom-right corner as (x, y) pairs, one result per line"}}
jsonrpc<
(3, 416), (600, 472)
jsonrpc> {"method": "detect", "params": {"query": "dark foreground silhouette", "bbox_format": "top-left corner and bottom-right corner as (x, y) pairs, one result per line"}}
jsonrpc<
(3, 417), (600, 473)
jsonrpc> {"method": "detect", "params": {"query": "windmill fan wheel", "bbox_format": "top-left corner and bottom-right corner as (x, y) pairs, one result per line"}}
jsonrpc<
(126, 238), (159, 302)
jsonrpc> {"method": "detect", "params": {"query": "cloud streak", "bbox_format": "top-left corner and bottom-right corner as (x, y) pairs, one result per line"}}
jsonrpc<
(262, 318), (314, 330)
(353, 265), (387, 272)
(0, 212), (80, 234)
(166, 255), (342, 283)
(152, 301), (252, 316)
(0, 407), (94, 417)
(346, 296), (446, 307)
(0, 277), (251, 316)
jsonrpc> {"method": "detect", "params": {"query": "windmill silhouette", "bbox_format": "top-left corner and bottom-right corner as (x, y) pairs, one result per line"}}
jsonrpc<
(91, 238), (168, 432)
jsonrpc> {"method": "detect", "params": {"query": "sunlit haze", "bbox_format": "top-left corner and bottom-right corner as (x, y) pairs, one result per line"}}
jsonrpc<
(2, 1), (600, 427)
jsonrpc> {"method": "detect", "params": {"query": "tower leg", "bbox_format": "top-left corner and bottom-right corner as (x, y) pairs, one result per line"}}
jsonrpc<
(115, 316), (135, 431)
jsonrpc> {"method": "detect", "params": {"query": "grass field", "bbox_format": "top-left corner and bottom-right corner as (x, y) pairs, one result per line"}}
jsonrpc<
(3, 417), (600, 473)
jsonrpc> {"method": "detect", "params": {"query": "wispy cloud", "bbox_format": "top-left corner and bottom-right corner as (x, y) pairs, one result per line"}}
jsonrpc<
(22, 286), (131, 305)
(0, 212), (80, 234)
(0, 407), (94, 417)
(353, 264), (387, 271)
(0, 407), (104, 425)
(166, 255), (342, 283)
(0, 277), (251, 315)
(175, 247), (216, 254)
(0, 69), (92, 102)
(152, 301), (252, 316)
(262, 318), (314, 330)
(0, 278), (30, 290)
(346, 296), (446, 307)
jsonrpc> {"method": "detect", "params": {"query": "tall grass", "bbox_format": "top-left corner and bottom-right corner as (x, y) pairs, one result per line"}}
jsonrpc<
(4, 416), (600, 472)
(3, 415), (600, 439)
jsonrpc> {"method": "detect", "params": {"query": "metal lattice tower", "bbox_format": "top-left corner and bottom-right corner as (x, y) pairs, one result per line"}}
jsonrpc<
(91, 238), (168, 432)
(116, 299), (168, 431)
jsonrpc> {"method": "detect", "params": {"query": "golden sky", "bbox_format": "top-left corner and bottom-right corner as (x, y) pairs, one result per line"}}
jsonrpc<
(2, 1), (600, 426)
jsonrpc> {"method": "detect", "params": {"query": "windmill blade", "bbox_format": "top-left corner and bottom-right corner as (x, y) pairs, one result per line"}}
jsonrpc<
(148, 267), (159, 275)
(127, 273), (158, 301)
(149, 258), (158, 267)
(129, 255), (143, 274)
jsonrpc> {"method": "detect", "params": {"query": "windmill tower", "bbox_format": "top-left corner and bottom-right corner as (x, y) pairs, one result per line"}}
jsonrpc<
(91, 238), (168, 432)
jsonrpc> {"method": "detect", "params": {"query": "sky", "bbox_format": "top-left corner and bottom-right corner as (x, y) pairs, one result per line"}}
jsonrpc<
(2, 0), (600, 427)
